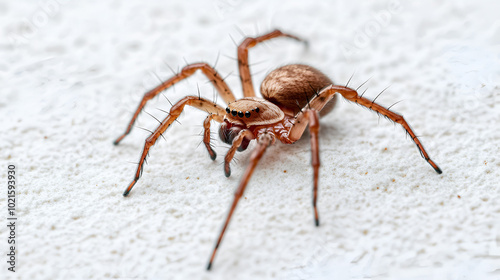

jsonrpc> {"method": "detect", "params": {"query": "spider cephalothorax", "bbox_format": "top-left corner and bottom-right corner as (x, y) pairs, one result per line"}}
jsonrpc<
(219, 97), (284, 152)
(114, 30), (442, 270)
(225, 97), (284, 126)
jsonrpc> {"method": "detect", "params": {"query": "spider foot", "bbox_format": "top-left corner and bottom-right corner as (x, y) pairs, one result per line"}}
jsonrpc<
(210, 153), (217, 161)
(426, 158), (442, 174)
(224, 166), (231, 177)
(113, 131), (130, 145)
(113, 138), (122, 146)
(433, 164), (443, 174)
(123, 181), (137, 197)
(302, 39), (310, 51)
(207, 147), (217, 161)
(314, 209), (320, 227)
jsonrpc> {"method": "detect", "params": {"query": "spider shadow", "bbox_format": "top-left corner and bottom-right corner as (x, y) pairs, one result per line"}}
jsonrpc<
(250, 121), (341, 172)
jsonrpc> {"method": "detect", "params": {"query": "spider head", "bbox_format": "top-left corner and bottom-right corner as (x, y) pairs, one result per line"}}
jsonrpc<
(218, 120), (251, 151)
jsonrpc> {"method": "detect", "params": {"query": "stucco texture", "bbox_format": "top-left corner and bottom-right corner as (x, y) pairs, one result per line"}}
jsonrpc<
(1, 1), (499, 279)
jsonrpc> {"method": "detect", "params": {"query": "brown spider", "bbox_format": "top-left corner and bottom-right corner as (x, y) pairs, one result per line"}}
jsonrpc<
(114, 30), (442, 270)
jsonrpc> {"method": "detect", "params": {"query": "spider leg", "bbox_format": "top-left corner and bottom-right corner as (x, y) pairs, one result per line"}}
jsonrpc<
(203, 114), (218, 160)
(301, 85), (442, 174)
(224, 129), (255, 177)
(238, 29), (306, 97)
(123, 96), (225, 197)
(114, 63), (235, 145)
(307, 110), (321, 226)
(284, 109), (322, 226)
(207, 133), (273, 270)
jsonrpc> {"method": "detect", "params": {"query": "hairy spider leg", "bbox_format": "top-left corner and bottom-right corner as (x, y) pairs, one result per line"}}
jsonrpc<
(223, 130), (255, 177)
(298, 110), (322, 226)
(123, 96), (225, 197)
(207, 133), (273, 271)
(114, 63), (235, 145)
(295, 85), (442, 174)
(203, 114), (218, 160)
(238, 29), (306, 98)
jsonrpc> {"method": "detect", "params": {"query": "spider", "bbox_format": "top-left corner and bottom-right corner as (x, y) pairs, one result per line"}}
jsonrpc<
(114, 29), (442, 270)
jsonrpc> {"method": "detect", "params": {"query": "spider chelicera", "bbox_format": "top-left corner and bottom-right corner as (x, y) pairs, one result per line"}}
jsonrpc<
(114, 29), (442, 270)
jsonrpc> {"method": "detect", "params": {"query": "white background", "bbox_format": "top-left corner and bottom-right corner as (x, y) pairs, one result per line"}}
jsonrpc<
(1, 0), (499, 279)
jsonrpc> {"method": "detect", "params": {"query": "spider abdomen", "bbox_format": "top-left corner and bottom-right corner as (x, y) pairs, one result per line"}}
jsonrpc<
(261, 64), (337, 116)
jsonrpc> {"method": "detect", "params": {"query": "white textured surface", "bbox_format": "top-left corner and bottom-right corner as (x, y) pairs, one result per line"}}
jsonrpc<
(1, 0), (500, 279)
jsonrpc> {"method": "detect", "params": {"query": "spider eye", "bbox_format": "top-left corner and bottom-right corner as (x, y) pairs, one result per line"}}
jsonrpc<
(231, 110), (237, 116)
(226, 107), (230, 114)
(237, 111), (243, 118)
(245, 111), (251, 118)
(255, 107), (260, 113)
